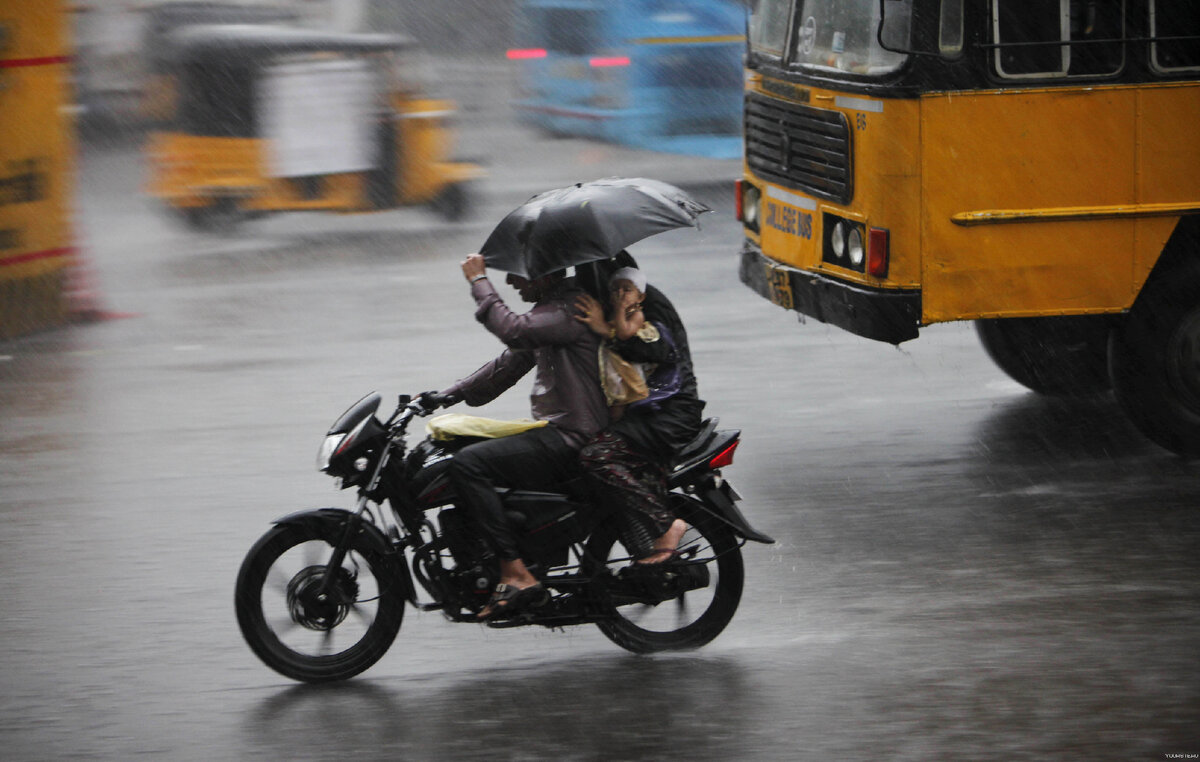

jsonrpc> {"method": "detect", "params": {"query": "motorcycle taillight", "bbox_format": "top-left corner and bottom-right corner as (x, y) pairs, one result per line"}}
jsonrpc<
(708, 440), (738, 469)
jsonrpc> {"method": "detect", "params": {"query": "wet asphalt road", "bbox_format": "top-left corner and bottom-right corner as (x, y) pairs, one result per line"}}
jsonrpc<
(1, 109), (1199, 761)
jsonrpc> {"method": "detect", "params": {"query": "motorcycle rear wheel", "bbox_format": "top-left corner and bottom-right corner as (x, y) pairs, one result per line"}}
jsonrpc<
(235, 523), (404, 683)
(585, 496), (744, 653)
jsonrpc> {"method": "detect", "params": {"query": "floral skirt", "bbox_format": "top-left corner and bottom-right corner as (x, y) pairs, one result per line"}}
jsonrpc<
(579, 430), (673, 536)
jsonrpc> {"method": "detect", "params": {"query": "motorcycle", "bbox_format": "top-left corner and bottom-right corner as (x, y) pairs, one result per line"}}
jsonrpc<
(234, 392), (774, 683)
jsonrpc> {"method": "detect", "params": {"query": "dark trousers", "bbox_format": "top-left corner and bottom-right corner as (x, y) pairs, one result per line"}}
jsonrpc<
(447, 426), (580, 561)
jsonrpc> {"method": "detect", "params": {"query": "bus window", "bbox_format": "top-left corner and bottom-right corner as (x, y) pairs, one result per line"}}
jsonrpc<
(749, 0), (792, 59)
(1152, 0), (1200, 72)
(939, 0), (964, 56)
(1068, 1), (1124, 75)
(994, 0), (1124, 79)
(993, 1), (1068, 77)
(535, 8), (603, 56)
(792, 0), (909, 76)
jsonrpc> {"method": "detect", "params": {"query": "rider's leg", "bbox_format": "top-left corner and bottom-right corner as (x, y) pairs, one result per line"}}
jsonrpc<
(449, 427), (578, 588)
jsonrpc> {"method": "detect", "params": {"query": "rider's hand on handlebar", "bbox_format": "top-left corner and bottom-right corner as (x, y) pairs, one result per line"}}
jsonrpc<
(416, 390), (460, 413)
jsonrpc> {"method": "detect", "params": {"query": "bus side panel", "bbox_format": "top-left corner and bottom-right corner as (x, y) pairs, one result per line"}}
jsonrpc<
(1134, 84), (1200, 289)
(919, 88), (1137, 324)
(0, 0), (74, 339)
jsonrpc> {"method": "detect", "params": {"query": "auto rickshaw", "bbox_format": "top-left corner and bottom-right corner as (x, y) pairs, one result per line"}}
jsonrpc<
(146, 24), (482, 230)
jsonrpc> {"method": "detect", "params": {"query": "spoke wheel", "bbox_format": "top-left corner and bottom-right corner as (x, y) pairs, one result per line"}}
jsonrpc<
(585, 496), (743, 653)
(235, 523), (404, 683)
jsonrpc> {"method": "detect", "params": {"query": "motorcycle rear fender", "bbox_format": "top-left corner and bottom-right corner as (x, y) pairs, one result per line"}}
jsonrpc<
(272, 508), (415, 601)
(697, 481), (775, 544)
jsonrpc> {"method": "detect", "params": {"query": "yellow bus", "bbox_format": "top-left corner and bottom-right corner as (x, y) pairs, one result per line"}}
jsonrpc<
(737, 0), (1200, 454)
(0, 0), (76, 340)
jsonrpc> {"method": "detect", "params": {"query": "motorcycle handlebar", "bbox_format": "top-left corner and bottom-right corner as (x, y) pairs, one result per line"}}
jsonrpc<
(414, 390), (460, 414)
(388, 391), (458, 429)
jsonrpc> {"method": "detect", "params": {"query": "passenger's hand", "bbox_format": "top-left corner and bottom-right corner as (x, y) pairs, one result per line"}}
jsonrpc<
(461, 254), (487, 283)
(574, 294), (610, 336)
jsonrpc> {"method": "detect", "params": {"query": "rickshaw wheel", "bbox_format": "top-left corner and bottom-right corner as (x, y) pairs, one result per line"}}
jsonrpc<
(430, 183), (472, 222)
(179, 197), (246, 234)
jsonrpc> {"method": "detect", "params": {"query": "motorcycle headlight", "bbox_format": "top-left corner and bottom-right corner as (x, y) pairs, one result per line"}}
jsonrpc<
(317, 433), (345, 472)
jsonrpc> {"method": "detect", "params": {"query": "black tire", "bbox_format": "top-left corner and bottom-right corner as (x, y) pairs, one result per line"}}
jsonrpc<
(976, 316), (1113, 397)
(177, 205), (213, 231)
(235, 523), (405, 683)
(584, 496), (743, 654)
(177, 197), (245, 233)
(1110, 266), (1200, 456)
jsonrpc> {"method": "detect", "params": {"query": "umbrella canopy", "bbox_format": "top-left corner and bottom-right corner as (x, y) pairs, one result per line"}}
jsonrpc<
(479, 178), (710, 280)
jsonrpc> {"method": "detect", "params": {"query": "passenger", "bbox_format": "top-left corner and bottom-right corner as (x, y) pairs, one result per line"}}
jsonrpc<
(422, 254), (607, 618)
(574, 266), (706, 564)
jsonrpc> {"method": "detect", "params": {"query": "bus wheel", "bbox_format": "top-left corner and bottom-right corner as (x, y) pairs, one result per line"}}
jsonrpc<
(1109, 271), (1200, 456)
(430, 182), (472, 222)
(976, 316), (1113, 397)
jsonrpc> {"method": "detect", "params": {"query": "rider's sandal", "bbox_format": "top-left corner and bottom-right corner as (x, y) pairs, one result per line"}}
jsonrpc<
(478, 583), (549, 620)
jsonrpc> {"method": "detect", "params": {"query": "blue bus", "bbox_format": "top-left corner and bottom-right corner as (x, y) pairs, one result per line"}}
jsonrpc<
(508, 0), (745, 159)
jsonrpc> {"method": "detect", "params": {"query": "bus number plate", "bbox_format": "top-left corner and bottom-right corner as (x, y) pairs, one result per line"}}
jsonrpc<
(764, 263), (794, 310)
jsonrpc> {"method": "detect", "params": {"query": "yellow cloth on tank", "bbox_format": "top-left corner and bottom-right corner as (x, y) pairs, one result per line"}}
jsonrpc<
(426, 414), (549, 441)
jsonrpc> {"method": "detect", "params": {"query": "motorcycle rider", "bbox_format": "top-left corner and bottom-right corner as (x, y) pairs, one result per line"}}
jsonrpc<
(421, 254), (607, 619)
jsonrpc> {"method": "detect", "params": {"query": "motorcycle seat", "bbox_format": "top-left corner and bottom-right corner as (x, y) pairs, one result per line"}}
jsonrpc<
(669, 418), (718, 470)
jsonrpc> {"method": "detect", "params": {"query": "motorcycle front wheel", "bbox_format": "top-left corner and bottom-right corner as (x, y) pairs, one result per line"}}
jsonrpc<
(585, 495), (744, 653)
(235, 522), (405, 683)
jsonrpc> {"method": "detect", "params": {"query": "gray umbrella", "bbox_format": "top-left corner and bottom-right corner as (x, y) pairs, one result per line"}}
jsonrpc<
(479, 177), (711, 280)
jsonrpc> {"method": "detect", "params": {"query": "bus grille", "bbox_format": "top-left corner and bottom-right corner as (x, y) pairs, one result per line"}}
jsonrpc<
(744, 92), (852, 203)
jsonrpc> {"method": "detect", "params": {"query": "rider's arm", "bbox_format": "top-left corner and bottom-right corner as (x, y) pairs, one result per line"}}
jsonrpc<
(470, 280), (585, 349)
(442, 348), (536, 406)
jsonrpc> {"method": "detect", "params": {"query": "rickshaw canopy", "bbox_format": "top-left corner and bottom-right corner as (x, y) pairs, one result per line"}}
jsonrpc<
(164, 24), (414, 136)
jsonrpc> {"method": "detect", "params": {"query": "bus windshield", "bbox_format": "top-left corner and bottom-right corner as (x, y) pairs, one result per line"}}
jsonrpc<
(749, 0), (911, 76)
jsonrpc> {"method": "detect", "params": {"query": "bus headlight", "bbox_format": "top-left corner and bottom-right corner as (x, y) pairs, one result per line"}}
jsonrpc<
(738, 181), (761, 233)
(822, 213), (869, 274)
(831, 221), (846, 259)
(847, 227), (865, 267)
